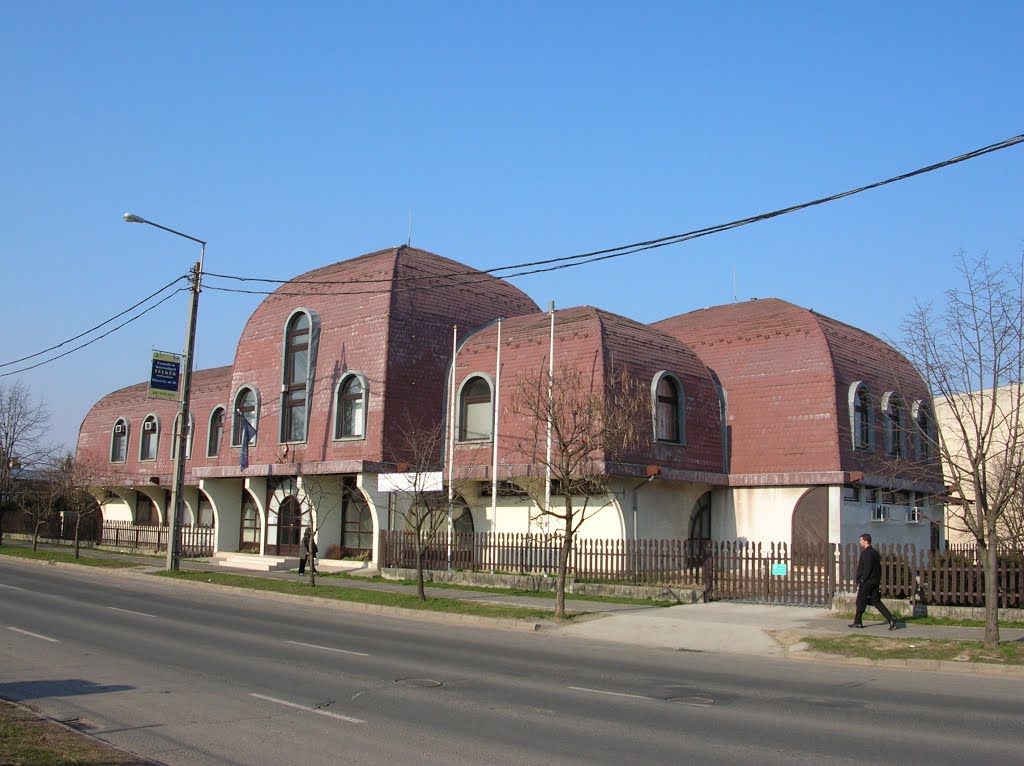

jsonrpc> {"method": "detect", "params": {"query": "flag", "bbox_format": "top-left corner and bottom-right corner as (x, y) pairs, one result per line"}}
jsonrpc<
(239, 414), (257, 469)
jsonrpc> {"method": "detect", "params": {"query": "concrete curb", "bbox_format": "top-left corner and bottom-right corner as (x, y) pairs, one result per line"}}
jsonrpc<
(2, 555), (546, 633)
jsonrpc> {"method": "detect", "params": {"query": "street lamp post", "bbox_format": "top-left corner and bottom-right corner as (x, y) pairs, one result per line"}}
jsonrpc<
(124, 212), (206, 571)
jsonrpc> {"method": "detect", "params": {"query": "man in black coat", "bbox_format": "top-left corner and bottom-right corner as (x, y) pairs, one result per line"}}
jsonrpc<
(298, 527), (318, 576)
(850, 533), (897, 629)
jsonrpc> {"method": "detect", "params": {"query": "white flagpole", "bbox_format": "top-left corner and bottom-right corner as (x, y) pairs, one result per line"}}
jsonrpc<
(447, 324), (457, 571)
(490, 318), (502, 572)
(545, 302), (555, 539)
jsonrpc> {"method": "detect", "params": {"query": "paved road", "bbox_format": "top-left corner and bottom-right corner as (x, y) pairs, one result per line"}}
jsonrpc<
(2, 558), (1022, 765)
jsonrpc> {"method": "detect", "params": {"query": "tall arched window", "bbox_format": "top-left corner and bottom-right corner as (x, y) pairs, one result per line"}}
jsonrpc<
(883, 393), (905, 458)
(282, 312), (312, 443)
(196, 490), (214, 528)
(652, 372), (684, 443)
(335, 373), (367, 439)
(170, 412), (194, 460)
(139, 414), (159, 461)
(689, 492), (712, 542)
(914, 400), (934, 462)
(458, 375), (493, 441)
(848, 382), (874, 451)
(110, 418), (129, 463)
(232, 387), (259, 446)
(341, 477), (373, 552)
(240, 490), (261, 553)
(207, 406), (225, 457)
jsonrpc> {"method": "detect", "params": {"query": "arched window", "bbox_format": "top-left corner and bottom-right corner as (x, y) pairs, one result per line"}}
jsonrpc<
(196, 491), (215, 527)
(139, 414), (159, 461)
(170, 412), (194, 460)
(689, 492), (712, 542)
(652, 372), (684, 443)
(240, 490), (261, 552)
(135, 494), (159, 525)
(232, 387), (259, 446)
(848, 382), (874, 451)
(207, 406), (225, 457)
(913, 400), (934, 462)
(882, 393), (905, 458)
(110, 418), (129, 463)
(458, 375), (493, 441)
(282, 311), (313, 443)
(341, 477), (373, 551)
(335, 373), (367, 439)
(453, 507), (475, 533)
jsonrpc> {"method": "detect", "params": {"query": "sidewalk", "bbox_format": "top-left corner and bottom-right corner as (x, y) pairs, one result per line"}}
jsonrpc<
(8, 543), (1024, 666)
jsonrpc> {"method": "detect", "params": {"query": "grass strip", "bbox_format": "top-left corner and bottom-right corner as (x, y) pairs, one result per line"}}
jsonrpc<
(0, 546), (140, 568)
(803, 634), (1024, 665)
(158, 570), (564, 621)
(0, 700), (147, 765)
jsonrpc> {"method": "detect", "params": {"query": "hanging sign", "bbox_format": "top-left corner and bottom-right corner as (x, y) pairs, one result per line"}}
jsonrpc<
(770, 563), (788, 576)
(149, 351), (181, 400)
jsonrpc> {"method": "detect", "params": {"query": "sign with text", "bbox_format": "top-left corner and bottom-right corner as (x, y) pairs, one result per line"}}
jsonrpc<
(149, 351), (181, 401)
(770, 563), (788, 577)
(378, 471), (444, 493)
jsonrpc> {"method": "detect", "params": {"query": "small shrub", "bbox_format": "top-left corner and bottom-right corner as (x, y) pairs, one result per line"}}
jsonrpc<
(325, 544), (343, 560)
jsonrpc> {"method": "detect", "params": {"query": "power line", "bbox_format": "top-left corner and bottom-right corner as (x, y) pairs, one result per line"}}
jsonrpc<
(201, 132), (1024, 295)
(0, 286), (189, 378)
(0, 275), (188, 370)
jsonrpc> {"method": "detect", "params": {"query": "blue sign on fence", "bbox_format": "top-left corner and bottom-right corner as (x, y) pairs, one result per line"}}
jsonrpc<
(770, 563), (788, 576)
(149, 351), (181, 400)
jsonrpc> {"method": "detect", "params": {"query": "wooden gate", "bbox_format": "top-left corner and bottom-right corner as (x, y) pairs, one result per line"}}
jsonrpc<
(704, 541), (836, 607)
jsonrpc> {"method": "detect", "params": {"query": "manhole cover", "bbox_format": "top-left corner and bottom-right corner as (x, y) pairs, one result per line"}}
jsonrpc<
(667, 696), (715, 707)
(394, 678), (443, 688)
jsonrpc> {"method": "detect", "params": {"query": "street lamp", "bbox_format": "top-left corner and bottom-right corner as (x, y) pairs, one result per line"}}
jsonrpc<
(124, 212), (206, 571)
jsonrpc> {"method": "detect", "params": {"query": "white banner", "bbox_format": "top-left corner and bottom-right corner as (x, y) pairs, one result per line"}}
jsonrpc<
(378, 471), (444, 493)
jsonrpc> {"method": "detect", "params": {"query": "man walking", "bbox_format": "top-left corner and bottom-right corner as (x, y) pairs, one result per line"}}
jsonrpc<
(850, 533), (897, 629)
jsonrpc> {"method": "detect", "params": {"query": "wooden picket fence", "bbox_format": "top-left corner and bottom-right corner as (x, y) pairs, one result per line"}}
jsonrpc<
(99, 520), (215, 558)
(380, 532), (1024, 608)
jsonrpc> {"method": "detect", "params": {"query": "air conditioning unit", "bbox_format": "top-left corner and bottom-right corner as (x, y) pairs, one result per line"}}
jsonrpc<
(871, 504), (888, 522)
(114, 424), (124, 434)
(143, 421), (155, 431)
(907, 506), (923, 523)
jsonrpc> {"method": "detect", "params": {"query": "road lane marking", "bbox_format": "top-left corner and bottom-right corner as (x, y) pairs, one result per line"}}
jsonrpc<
(107, 606), (157, 618)
(8, 627), (59, 643)
(0, 583), (25, 590)
(569, 686), (652, 701)
(286, 640), (370, 657)
(249, 693), (364, 723)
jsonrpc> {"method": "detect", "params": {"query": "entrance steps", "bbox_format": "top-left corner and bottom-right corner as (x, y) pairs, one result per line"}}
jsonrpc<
(211, 552), (298, 572)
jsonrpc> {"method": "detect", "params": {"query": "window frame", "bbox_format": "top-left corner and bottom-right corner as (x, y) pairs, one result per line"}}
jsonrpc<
(110, 418), (130, 463)
(207, 405), (226, 458)
(334, 372), (369, 440)
(911, 399), (934, 462)
(848, 381), (875, 451)
(279, 308), (320, 445)
(651, 371), (685, 445)
(170, 411), (195, 461)
(231, 386), (260, 447)
(881, 391), (905, 458)
(457, 374), (494, 442)
(138, 414), (160, 462)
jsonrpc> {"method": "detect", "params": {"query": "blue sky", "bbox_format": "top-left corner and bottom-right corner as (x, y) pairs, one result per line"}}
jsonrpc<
(1, 1), (1021, 451)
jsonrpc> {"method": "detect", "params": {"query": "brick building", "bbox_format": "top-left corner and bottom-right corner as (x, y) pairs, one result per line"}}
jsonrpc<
(75, 247), (945, 563)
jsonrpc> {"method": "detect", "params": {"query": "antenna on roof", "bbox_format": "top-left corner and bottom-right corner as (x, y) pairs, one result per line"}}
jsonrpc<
(407, 208), (413, 247)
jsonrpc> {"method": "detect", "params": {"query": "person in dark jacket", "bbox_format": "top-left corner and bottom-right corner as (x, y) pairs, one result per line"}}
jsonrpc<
(850, 533), (896, 629)
(298, 527), (318, 575)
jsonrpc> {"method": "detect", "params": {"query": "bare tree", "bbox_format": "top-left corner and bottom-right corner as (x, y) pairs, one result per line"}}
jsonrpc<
(47, 453), (105, 559)
(900, 250), (1024, 648)
(0, 382), (52, 546)
(384, 413), (448, 601)
(511, 362), (650, 619)
(289, 461), (344, 588)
